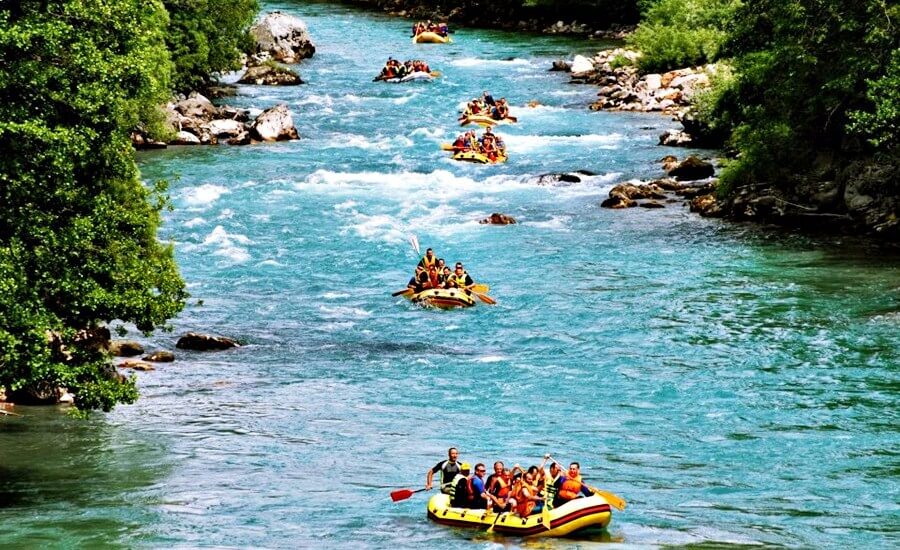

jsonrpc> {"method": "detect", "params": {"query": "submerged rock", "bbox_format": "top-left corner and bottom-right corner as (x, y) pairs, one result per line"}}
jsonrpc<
(238, 63), (303, 86)
(144, 351), (175, 363)
(176, 332), (241, 351)
(119, 360), (155, 371)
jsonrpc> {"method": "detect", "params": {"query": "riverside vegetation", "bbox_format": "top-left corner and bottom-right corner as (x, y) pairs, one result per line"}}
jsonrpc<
(2, 0), (897, 411)
(0, 0), (258, 411)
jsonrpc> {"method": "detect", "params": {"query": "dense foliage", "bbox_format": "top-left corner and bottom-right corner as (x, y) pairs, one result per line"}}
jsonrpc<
(0, 1), (188, 410)
(164, 0), (259, 93)
(707, 0), (900, 190)
(628, 0), (742, 72)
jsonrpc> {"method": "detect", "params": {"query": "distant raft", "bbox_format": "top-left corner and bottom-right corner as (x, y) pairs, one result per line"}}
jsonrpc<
(460, 114), (516, 127)
(452, 150), (507, 164)
(426, 493), (612, 537)
(413, 32), (452, 44)
(376, 71), (435, 83)
(410, 288), (475, 309)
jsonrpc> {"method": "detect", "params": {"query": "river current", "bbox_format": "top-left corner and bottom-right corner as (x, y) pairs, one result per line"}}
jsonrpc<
(2, 1), (899, 548)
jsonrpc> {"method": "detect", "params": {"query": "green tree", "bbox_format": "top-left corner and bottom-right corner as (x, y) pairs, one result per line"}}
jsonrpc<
(164, 0), (259, 93)
(0, 0), (187, 411)
(710, 0), (900, 190)
(628, 0), (742, 73)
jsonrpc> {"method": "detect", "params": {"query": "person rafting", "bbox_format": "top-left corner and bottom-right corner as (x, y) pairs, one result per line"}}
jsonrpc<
(417, 247), (438, 270)
(543, 461), (563, 510)
(450, 462), (473, 507)
(408, 265), (429, 292)
(482, 90), (496, 106)
(485, 462), (511, 512)
(554, 462), (592, 507)
(426, 447), (462, 494)
(445, 264), (474, 291)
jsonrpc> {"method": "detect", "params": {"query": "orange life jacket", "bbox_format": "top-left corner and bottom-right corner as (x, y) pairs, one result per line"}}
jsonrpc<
(489, 475), (509, 498)
(558, 475), (583, 501)
(514, 483), (536, 517)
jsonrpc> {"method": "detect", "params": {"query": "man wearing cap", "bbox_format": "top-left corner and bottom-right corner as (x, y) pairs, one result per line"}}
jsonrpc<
(426, 447), (462, 495)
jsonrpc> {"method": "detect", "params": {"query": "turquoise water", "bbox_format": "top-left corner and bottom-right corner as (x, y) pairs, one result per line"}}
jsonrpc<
(2, 1), (899, 547)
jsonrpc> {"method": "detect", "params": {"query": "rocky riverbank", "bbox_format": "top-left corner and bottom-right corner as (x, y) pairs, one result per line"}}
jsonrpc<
(132, 11), (314, 149)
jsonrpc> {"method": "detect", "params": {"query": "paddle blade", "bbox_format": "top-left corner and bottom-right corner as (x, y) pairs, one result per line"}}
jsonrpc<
(592, 488), (626, 511)
(506, 115), (518, 122)
(409, 235), (420, 255)
(440, 143), (454, 151)
(542, 504), (551, 529)
(473, 291), (496, 305)
(430, 70), (442, 77)
(392, 288), (414, 297)
(390, 488), (415, 502)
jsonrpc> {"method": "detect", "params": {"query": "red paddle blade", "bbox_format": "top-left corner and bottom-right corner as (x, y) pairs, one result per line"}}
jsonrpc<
(391, 489), (414, 502)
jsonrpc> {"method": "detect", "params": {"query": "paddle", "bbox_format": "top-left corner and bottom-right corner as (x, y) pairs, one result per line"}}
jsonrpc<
(546, 455), (626, 511)
(470, 289), (496, 305)
(392, 288), (414, 297)
(471, 283), (489, 293)
(486, 506), (508, 534)
(430, 70), (442, 77)
(542, 497), (552, 530)
(390, 487), (429, 502)
(409, 234), (420, 256)
(440, 143), (454, 151)
(505, 115), (518, 123)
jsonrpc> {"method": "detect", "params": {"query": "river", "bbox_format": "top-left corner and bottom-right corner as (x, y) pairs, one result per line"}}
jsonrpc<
(1, 1), (898, 548)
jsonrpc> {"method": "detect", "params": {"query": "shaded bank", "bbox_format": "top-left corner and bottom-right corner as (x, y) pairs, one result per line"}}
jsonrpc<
(327, 0), (639, 34)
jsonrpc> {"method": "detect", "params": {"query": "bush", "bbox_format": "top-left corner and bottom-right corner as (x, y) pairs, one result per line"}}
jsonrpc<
(628, 0), (742, 73)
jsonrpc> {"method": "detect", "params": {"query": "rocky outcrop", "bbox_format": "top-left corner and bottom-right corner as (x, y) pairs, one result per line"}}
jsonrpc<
(132, 92), (299, 148)
(479, 213), (517, 225)
(560, 48), (715, 118)
(144, 351), (175, 362)
(108, 340), (144, 357)
(238, 63), (303, 86)
(176, 332), (240, 351)
(667, 155), (715, 181)
(249, 12), (316, 64)
(7, 382), (74, 406)
(119, 360), (155, 371)
(713, 156), (900, 237)
(251, 104), (299, 142)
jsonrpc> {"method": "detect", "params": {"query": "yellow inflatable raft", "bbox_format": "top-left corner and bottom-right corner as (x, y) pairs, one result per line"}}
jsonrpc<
(452, 150), (507, 164)
(426, 493), (612, 537)
(413, 32), (452, 44)
(460, 114), (515, 127)
(410, 288), (475, 309)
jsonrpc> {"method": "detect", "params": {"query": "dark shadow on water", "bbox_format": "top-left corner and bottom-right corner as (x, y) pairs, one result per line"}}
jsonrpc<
(0, 408), (171, 547)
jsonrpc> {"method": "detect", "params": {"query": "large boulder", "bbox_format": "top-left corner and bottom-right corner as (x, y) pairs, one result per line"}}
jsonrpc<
(251, 104), (299, 142)
(667, 155), (715, 181)
(176, 332), (240, 351)
(173, 92), (217, 122)
(144, 350), (176, 362)
(206, 119), (245, 138)
(570, 55), (595, 75)
(109, 340), (144, 357)
(238, 63), (303, 86)
(250, 12), (316, 64)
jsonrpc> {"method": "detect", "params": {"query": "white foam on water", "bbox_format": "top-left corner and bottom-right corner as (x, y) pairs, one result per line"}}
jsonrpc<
(329, 133), (414, 150)
(522, 215), (572, 230)
(318, 305), (372, 318)
(201, 226), (251, 264)
(322, 292), (351, 299)
(218, 209), (235, 219)
(475, 355), (507, 363)
(449, 57), (531, 68)
(334, 200), (357, 210)
(182, 183), (229, 207)
(409, 126), (446, 138)
(504, 133), (623, 151)
(184, 217), (206, 228)
(548, 89), (582, 96)
(256, 259), (283, 267)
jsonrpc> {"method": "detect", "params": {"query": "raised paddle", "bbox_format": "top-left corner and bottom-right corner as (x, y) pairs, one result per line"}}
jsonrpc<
(546, 455), (626, 511)
(390, 487), (429, 502)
